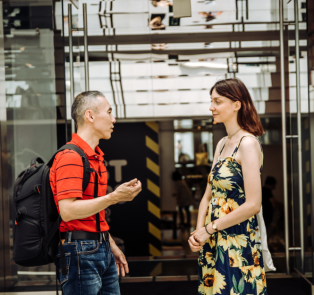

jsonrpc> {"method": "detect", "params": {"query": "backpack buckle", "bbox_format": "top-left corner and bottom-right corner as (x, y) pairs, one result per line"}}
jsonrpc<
(16, 210), (22, 222)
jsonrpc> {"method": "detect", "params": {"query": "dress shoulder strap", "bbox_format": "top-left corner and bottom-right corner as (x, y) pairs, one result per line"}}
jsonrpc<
(232, 135), (263, 157)
(232, 135), (263, 172)
(219, 136), (228, 156)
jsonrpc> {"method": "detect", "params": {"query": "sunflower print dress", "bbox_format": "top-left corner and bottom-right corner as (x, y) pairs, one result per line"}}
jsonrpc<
(198, 135), (267, 295)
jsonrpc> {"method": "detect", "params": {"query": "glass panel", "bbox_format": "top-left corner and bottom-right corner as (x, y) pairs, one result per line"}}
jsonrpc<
(66, 0), (309, 120)
(286, 0), (312, 279)
(174, 132), (194, 163)
(305, 0), (314, 283)
(2, 0), (66, 290)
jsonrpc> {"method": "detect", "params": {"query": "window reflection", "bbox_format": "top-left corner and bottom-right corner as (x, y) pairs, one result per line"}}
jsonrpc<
(174, 132), (194, 163)
(3, 0), (66, 290)
(61, 0), (308, 119)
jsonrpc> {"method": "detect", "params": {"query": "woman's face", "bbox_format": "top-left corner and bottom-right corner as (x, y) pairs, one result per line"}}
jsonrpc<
(209, 88), (240, 123)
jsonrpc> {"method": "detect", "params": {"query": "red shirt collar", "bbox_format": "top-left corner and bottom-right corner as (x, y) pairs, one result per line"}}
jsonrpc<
(70, 133), (104, 158)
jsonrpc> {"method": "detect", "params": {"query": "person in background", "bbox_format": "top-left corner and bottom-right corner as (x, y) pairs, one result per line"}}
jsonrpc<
(172, 170), (195, 227)
(262, 176), (277, 230)
(151, 0), (173, 7)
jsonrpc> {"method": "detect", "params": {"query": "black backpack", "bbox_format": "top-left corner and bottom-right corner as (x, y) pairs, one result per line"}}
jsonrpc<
(12, 144), (99, 268)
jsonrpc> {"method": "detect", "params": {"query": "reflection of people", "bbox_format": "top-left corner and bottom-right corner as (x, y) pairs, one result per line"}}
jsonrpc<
(179, 153), (190, 164)
(262, 176), (276, 229)
(199, 11), (222, 29)
(199, 11), (222, 22)
(176, 140), (183, 155)
(51, 91), (142, 295)
(189, 78), (270, 293)
(151, 43), (168, 50)
(172, 170), (194, 227)
(150, 14), (166, 30)
(151, 0), (173, 7)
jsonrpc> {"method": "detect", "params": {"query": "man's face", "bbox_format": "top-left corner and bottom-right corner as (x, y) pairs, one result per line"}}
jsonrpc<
(93, 96), (116, 139)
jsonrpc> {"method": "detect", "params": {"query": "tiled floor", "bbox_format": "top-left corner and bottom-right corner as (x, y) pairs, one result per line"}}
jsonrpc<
(3, 216), (312, 293)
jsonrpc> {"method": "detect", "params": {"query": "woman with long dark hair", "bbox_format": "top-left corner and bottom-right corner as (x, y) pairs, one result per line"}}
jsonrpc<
(189, 78), (269, 295)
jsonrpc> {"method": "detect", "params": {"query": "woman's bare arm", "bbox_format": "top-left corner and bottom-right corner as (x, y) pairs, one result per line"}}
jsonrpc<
(189, 137), (225, 251)
(211, 137), (261, 231)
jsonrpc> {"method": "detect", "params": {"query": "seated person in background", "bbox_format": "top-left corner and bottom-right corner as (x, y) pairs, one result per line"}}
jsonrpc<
(172, 170), (195, 227)
(262, 176), (277, 229)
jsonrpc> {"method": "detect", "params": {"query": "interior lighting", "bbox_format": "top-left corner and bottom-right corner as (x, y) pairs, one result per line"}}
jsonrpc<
(182, 62), (227, 69)
(25, 63), (35, 68)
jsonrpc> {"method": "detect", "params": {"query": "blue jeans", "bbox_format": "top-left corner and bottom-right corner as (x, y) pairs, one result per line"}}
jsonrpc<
(55, 233), (120, 295)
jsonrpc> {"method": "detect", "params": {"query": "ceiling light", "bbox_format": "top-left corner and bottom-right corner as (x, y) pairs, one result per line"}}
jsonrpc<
(182, 62), (227, 69)
(25, 63), (35, 68)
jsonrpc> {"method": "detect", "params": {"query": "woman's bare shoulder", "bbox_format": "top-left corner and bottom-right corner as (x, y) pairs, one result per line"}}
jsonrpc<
(239, 135), (260, 153)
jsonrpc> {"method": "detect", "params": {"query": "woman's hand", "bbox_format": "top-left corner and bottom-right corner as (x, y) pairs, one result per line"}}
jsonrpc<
(191, 224), (213, 246)
(188, 234), (202, 252)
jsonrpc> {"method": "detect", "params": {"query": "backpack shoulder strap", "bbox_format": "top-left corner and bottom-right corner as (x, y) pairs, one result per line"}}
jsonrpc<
(47, 144), (91, 192)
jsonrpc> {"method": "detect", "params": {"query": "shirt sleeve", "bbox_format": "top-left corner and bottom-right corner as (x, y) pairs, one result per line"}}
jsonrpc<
(55, 150), (84, 201)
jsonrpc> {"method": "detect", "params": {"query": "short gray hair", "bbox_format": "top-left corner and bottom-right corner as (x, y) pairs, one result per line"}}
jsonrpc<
(71, 91), (105, 127)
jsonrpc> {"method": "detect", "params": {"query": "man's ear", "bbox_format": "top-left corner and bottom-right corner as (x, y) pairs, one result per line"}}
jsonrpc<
(85, 110), (94, 123)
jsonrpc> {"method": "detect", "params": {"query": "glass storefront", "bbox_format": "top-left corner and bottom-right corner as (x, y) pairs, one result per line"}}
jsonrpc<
(1, 0), (314, 292)
(1, 0), (66, 291)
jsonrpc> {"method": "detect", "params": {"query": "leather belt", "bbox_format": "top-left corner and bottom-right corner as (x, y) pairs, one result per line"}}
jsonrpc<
(61, 231), (109, 241)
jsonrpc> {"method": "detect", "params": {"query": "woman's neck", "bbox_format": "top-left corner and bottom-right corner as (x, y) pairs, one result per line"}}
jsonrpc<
(224, 119), (241, 139)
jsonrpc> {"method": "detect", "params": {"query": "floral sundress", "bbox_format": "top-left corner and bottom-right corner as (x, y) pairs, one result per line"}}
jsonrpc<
(198, 135), (267, 295)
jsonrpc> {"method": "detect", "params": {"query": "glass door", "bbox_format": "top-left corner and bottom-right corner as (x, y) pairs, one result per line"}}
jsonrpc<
(282, 0), (314, 288)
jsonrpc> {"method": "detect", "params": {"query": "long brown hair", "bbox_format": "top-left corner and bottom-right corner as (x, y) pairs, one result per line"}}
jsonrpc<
(210, 78), (264, 136)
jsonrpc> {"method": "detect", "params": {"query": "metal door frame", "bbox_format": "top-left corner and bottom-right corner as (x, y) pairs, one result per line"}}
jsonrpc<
(280, 1), (314, 292)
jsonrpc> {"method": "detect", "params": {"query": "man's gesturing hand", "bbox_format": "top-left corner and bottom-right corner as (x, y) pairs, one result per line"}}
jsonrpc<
(111, 178), (142, 203)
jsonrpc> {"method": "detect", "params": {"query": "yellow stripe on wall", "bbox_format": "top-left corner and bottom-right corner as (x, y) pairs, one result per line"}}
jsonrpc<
(147, 179), (160, 197)
(146, 136), (159, 155)
(307, 204), (311, 215)
(149, 222), (161, 240)
(146, 122), (158, 133)
(147, 157), (160, 176)
(304, 118), (309, 129)
(149, 244), (161, 256)
(148, 200), (161, 219)
(150, 262), (162, 276)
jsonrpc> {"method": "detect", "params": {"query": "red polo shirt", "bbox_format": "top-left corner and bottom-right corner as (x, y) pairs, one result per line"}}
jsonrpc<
(50, 133), (109, 232)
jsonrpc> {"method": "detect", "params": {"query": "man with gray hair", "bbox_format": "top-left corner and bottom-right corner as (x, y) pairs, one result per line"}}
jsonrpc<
(50, 91), (141, 295)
